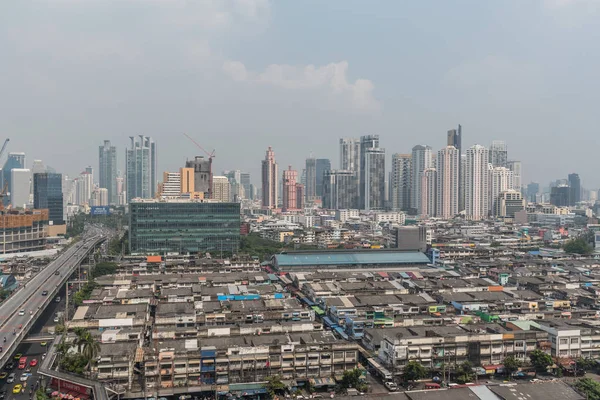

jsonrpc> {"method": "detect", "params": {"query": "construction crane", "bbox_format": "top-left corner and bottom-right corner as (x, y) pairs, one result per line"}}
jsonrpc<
(0, 139), (10, 211)
(183, 133), (216, 198)
(0, 183), (8, 212)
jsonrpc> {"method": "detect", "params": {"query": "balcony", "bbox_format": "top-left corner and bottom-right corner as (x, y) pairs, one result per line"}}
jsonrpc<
(160, 369), (173, 376)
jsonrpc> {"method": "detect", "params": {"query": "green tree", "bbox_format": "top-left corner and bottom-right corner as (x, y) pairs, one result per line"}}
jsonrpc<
(265, 375), (286, 399)
(456, 361), (475, 384)
(91, 262), (117, 278)
(35, 388), (49, 400)
(502, 356), (522, 378)
(403, 361), (427, 383)
(529, 349), (553, 374)
(563, 237), (592, 255)
(338, 368), (367, 393)
(576, 357), (597, 371)
(575, 378), (600, 400)
(80, 331), (101, 367)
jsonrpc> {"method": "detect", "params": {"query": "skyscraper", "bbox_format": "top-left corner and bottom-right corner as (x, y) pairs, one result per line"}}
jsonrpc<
(490, 167), (514, 217)
(339, 138), (360, 172)
(305, 157), (317, 202)
(99, 140), (118, 205)
(364, 147), (385, 210)
(360, 135), (380, 209)
(212, 176), (231, 202)
(410, 145), (433, 213)
(436, 146), (460, 219)
(10, 169), (30, 208)
(240, 173), (252, 200)
(465, 145), (490, 220)
(261, 146), (278, 209)
(315, 159), (331, 198)
(282, 166), (298, 211)
(550, 185), (570, 207)
(2, 152), (25, 206)
(489, 141), (508, 168)
(185, 157), (212, 199)
(126, 135), (157, 202)
(295, 184), (305, 210)
(568, 173), (581, 205)
(31, 160), (46, 175)
(420, 168), (437, 218)
(447, 125), (463, 210)
(322, 170), (358, 210)
(527, 182), (539, 203)
(158, 172), (182, 199)
(76, 171), (93, 206)
(33, 172), (64, 225)
(507, 161), (522, 193)
(391, 154), (411, 212)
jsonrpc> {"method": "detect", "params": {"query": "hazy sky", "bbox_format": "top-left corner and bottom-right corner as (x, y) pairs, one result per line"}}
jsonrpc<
(2, 0), (600, 188)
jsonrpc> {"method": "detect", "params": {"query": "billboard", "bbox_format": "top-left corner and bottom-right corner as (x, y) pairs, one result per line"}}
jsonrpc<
(90, 206), (110, 216)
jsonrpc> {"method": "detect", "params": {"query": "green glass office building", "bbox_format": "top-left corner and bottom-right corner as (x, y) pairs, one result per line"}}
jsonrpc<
(129, 200), (240, 255)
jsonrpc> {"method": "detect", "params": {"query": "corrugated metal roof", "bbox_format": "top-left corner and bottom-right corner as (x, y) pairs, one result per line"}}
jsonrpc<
(274, 251), (430, 266)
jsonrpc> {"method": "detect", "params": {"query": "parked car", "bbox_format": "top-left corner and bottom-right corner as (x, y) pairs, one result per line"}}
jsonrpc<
(384, 382), (398, 392)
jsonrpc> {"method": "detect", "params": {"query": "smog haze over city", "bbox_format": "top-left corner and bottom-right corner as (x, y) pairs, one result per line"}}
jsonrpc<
(1, 0), (599, 187)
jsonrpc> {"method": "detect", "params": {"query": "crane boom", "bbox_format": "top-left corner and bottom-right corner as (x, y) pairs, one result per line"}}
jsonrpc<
(183, 134), (215, 159)
(0, 138), (10, 165)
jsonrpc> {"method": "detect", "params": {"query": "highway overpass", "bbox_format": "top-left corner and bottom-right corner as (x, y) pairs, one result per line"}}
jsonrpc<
(0, 231), (106, 367)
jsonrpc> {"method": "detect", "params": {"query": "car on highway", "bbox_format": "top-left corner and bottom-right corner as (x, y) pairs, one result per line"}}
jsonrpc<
(18, 310), (25, 316)
(19, 373), (29, 382)
(12, 384), (22, 394)
(42, 290), (48, 296)
(29, 359), (37, 367)
(13, 354), (21, 360)
(6, 373), (15, 383)
(55, 296), (61, 303)
(0, 372), (7, 379)
(54, 271), (60, 276)
(4, 362), (14, 370)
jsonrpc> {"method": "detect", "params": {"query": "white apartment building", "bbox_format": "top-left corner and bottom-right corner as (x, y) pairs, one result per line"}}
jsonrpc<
(212, 176), (231, 202)
(420, 168), (436, 218)
(374, 212), (405, 224)
(465, 145), (489, 220)
(436, 146), (459, 219)
(489, 167), (514, 217)
(335, 209), (359, 223)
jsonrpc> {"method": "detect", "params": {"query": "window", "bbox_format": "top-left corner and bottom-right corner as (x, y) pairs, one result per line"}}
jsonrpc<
(571, 338), (579, 344)
(560, 339), (568, 345)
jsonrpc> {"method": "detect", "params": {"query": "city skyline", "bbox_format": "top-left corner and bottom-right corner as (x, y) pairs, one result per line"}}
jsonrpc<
(3, 2), (600, 187)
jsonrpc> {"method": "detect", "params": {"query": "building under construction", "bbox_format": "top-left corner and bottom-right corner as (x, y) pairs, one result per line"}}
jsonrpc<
(0, 208), (48, 254)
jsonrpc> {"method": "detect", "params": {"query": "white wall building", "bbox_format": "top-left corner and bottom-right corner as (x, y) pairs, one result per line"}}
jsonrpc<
(465, 145), (490, 220)
(420, 168), (436, 218)
(411, 145), (433, 213)
(10, 168), (30, 208)
(212, 176), (231, 202)
(436, 146), (459, 219)
(490, 167), (514, 217)
(335, 209), (359, 223)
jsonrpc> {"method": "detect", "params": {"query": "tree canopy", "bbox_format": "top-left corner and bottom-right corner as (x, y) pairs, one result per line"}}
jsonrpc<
(529, 349), (553, 372)
(502, 356), (522, 377)
(456, 361), (475, 384)
(575, 378), (600, 400)
(563, 237), (593, 255)
(338, 368), (367, 393)
(265, 375), (286, 398)
(403, 361), (427, 382)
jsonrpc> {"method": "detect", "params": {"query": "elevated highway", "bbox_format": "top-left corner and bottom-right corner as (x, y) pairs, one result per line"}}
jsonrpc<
(0, 232), (106, 366)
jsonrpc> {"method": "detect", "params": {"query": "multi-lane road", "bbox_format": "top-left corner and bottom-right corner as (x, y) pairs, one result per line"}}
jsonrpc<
(0, 230), (106, 367)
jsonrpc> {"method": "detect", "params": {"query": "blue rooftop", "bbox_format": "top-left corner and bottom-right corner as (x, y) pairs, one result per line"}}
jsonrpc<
(273, 251), (430, 267)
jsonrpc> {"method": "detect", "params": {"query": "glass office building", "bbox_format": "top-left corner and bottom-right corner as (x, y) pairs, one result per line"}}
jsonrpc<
(33, 172), (64, 225)
(129, 200), (240, 255)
